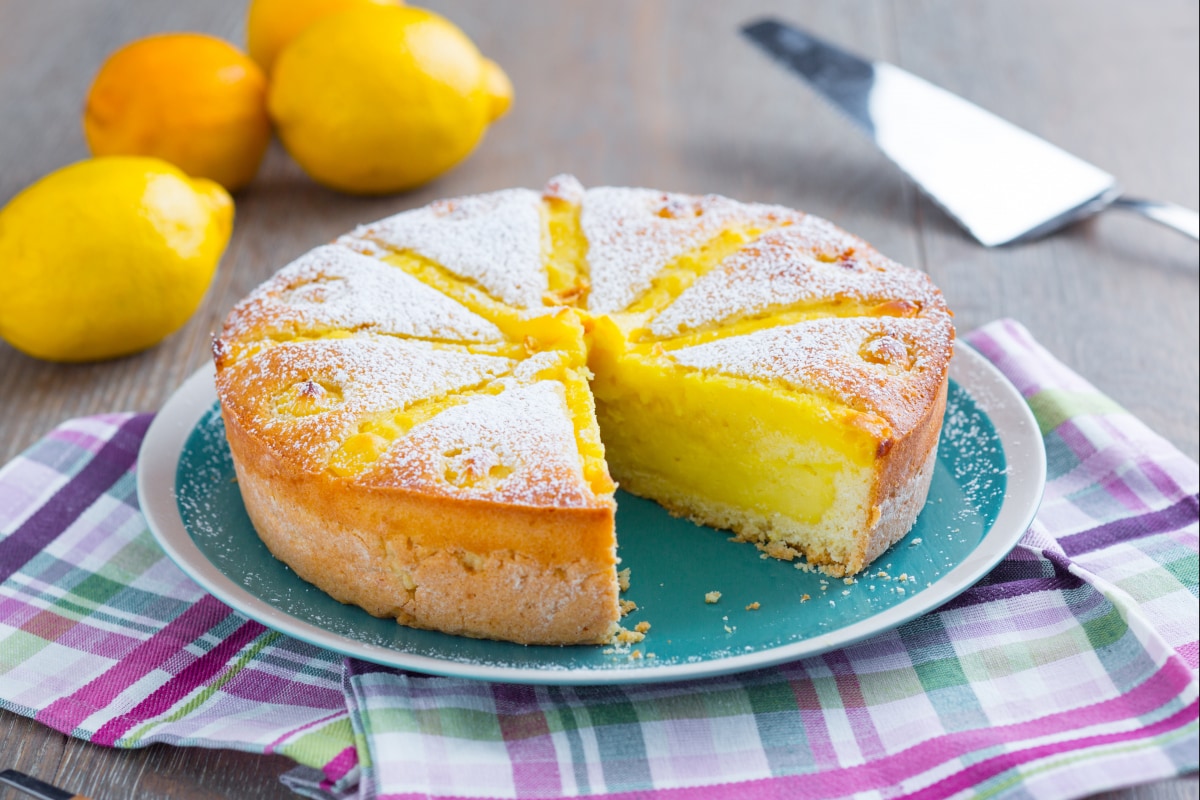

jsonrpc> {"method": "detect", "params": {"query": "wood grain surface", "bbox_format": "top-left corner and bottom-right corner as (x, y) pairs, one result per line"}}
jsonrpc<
(1, 1), (1196, 798)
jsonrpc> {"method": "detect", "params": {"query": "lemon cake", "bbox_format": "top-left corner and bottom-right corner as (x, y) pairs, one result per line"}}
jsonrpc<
(213, 175), (954, 645)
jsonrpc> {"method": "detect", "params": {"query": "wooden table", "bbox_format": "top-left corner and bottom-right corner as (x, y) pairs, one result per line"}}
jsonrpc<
(1, 1), (1196, 798)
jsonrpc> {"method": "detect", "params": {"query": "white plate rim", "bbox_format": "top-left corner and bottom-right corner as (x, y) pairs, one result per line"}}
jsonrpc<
(137, 343), (1046, 685)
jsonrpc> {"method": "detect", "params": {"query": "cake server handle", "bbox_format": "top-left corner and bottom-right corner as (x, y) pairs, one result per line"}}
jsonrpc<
(1110, 196), (1199, 241)
(0, 769), (91, 800)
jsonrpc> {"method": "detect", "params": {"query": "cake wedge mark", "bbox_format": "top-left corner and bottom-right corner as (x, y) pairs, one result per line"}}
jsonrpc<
(328, 393), (479, 478)
(361, 381), (606, 509)
(219, 336), (518, 475)
(667, 314), (954, 435)
(339, 187), (549, 310)
(647, 221), (943, 341)
(543, 183), (590, 308)
(617, 224), (773, 320)
(219, 244), (505, 358)
(581, 186), (800, 315)
(373, 250), (542, 342)
(641, 297), (927, 353)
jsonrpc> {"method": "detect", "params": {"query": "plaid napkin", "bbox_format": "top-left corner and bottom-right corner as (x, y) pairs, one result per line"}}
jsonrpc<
(0, 319), (1196, 800)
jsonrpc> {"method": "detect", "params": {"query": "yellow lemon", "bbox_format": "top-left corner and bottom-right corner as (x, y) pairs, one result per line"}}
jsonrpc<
(84, 33), (271, 191)
(268, 5), (512, 195)
(247, 0), (404, 75)
(0, 158), (233, 362)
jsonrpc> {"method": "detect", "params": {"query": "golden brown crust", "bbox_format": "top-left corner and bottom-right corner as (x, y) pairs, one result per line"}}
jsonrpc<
(223, 406), (619, 645)
(874, 369), (950, 505)
(849, 331), (951, 575)
(863, 444), (940, 569)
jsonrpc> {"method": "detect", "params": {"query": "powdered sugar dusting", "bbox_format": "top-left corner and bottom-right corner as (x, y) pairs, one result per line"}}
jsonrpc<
(343, 188), (548, 308)
(218, 178), (955, 505)
(222, 244), (503, 344)
(365, 381), (597, 507)
(581, 187), (795, 315)
(670, 314), (954, 432)
(775, 214), (861, 260)
(510, 350), (570, 382)
(651, 220), (940, 337)
(217, 335), (514, 472)
(543, 174), (584, 205)
(335, 235), (389, 259)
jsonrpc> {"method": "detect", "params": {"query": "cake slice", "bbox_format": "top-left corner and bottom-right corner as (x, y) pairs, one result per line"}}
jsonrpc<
(215, 240), (620, 645)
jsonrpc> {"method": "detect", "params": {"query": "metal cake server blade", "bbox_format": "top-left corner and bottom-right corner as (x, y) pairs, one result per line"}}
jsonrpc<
(742, 19), (1199, 247)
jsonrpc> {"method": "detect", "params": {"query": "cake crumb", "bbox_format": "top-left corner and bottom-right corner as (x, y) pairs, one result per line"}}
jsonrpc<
(843, 577), (856, 585)
(630, 649), (643, 660)
(745, 602), (760, 611)
(800, 594), (811, 603)
(705, 591), (722, 604)
(619, 598), (638, 616)
(614, 626), (645, 645)
(757, 541), (800, 561)
(876, 571), (890, 580)
(634, 621), (651, 634)
(898, 573), (909, 582)
(617, 568), (631, 591)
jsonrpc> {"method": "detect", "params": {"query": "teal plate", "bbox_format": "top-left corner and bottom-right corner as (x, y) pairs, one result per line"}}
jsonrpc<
(138, 344), (1045, 684)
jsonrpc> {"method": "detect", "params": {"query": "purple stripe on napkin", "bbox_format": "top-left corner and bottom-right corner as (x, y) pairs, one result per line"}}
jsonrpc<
(941, 573), (1085, 610)
(494, 683), (563, 796)
(1061, 493), (1200, 556)
(740, 664), (1193, 799)
(35, 593), (238, 734)
(92, 615), (268, 745)
(0, 414), (151, 584)
(901, 701), (1199, 800)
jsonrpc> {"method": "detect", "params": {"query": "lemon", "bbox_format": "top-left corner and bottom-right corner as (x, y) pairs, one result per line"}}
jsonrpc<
(246, 0), (403, 75)
(84, 33), (271, 191)
(268, 5), (512, 195)
(0, 158), (233, 362)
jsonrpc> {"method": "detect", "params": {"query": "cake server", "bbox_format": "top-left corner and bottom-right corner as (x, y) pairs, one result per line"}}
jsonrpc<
(0, 769), (90, 800)
(741, 19), (1199, 246)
